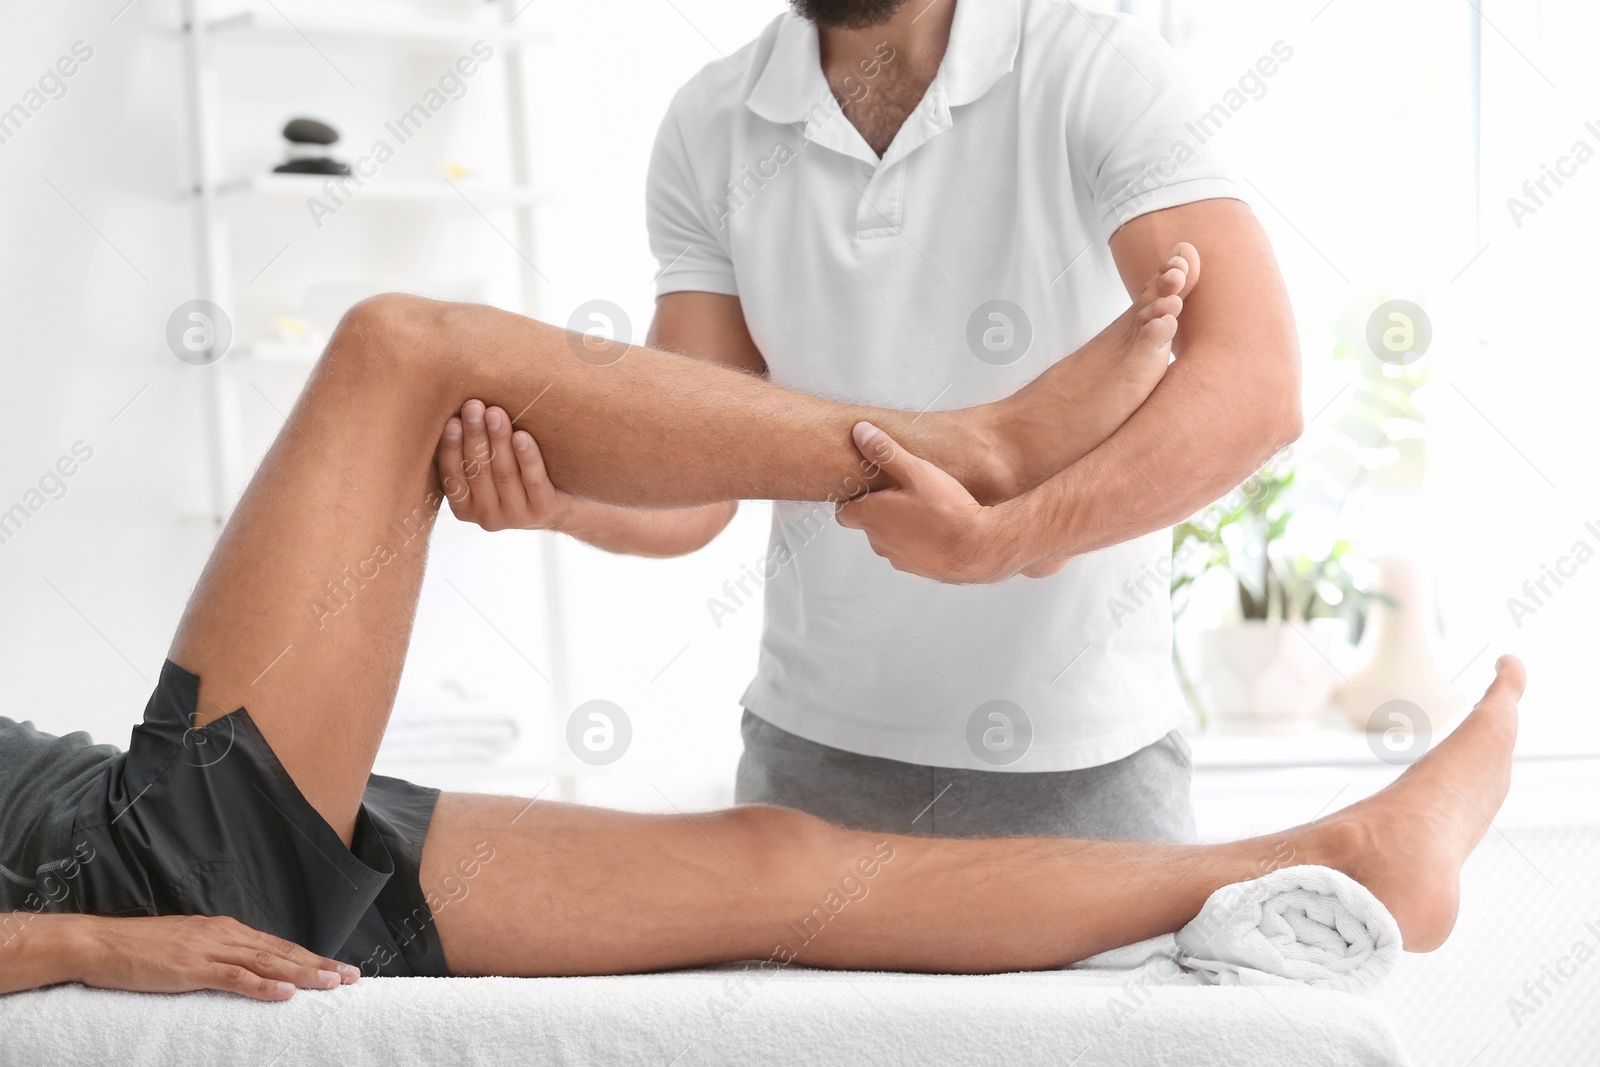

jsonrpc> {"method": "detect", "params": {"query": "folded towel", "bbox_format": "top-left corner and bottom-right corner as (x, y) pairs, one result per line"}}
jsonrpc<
(1174, 864), (1402, 995)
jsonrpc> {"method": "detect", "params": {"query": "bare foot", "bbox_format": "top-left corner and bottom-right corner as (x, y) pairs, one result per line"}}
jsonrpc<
(964, 242), (1200, 502)
(1307, 655), (1524, 951)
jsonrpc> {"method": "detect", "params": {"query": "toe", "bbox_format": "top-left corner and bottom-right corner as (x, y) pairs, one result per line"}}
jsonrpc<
(1485, 655), (1527, 702)
(1171, 242), (1201, 297)
(1146, 265), (1186, 300)
(1139, 259), (1184, 303)
(1136, 313), (1178, 352)
(1138, 293), (1183, 324)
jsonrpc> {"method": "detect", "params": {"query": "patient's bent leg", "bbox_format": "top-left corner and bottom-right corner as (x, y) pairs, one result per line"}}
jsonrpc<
(455, 245), (1197, 508)
(172, 291), (978, 852)
(166, 254), (1189, 848)
(425, 659), (1520, 973)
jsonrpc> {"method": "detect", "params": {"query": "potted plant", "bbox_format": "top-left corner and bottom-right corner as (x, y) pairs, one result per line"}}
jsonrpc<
(1170, 462), (1392, 732)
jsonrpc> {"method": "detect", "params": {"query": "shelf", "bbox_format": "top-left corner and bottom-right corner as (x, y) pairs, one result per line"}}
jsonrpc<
(205, 6), (548, 48)
(214, 171), (546, 207)
(1187, 729), (1600, 770)
(229, 341), (322, 366)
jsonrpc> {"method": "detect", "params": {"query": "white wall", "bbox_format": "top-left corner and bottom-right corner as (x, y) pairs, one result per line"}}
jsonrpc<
(0, 2), (213, 743)
(0, 0), (790, 812)
(3, 0), (1597, 807)
(2, 11), (1594, 1067)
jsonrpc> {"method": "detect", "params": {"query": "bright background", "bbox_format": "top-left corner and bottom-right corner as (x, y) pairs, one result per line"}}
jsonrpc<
(2, 1), (1599, 1064)
(3, 0), (1595, 798)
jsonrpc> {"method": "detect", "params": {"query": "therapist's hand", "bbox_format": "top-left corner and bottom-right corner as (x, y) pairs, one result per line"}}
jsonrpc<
(436, 399), (575, 533)
(836, 423), (1058, 584)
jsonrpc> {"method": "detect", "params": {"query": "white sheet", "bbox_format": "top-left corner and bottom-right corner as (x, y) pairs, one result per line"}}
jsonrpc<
(0, 958), (1412, 1067)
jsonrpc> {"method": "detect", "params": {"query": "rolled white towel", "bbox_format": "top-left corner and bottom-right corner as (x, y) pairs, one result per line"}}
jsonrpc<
(1174, 864), (1402, 996)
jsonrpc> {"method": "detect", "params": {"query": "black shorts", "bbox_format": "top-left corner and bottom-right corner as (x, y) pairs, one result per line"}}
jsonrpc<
(65, 660), (449, 977)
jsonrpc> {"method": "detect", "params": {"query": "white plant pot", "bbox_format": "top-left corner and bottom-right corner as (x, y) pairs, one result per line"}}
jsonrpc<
(1331, 556), (1467, 734)
(1200, 620), (1345, 733)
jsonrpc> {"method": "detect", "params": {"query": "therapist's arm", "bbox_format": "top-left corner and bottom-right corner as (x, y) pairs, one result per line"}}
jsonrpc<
(435, 292), (756, 557)
(1019, 198), (1302, 565)
(839, 198), (1302, 581)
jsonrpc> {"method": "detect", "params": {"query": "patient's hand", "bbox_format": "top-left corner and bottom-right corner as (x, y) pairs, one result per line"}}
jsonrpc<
(2, 913), (358, 1000)
(837, 423), (1047, 584)
(436, 399), (575, 532)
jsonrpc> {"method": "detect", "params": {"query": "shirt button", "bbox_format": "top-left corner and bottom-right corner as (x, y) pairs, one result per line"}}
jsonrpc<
(862, 161), (875, 177)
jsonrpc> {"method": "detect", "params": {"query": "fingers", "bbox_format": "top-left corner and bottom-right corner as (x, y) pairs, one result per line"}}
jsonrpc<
(437, 417), (468, 507)
(207, 963), (298, 1002)
(203, 917), (357, 998)
(246, 928), (359, 986)
(484, 405), (525, 505)
(224, 947), (342, 992)
(851, 422), (931, 491)
(434, 399), (564, 531)
(833, 494), (893, 559)
(834, 491), (920, 574)
(512, 430), (555, 503)
(206, 922), (358, 1000)
(70, 913), (359, 1003)
(459, 400), (501, 514)
(834, 495), (865, 531)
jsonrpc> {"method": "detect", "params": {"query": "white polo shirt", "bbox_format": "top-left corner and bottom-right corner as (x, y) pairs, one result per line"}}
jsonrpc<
(647, 0), (1246, 771)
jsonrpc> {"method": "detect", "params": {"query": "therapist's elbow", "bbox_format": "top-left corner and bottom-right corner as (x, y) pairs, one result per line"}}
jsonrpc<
(1243, 364), (1304, 464)
(1267, 394), (1304, 452)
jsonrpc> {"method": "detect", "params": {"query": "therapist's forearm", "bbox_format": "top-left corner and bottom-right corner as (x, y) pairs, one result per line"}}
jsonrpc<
(1000, 350), (1301, 567)
(1001, 197), (1305, 568)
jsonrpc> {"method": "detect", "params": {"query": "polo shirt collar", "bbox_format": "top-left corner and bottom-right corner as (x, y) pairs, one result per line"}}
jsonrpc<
(745, 0), (1022, 126)
(940, 0), (1022, 108)
(745, 13), (826, 126)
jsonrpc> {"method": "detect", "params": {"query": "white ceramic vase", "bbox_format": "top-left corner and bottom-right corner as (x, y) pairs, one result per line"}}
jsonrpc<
(1200, 619), (1345, 733)
(1331, 556), (1467, 734)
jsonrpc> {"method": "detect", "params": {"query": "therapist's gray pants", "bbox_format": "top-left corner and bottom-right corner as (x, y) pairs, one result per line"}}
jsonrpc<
(734, 711), (1196, 843)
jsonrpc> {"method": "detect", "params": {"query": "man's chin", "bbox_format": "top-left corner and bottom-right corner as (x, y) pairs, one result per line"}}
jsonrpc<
(791, 0), (913, 30)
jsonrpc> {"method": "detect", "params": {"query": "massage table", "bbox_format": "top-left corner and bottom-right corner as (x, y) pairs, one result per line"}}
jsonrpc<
(0, 947), (1411, 1066)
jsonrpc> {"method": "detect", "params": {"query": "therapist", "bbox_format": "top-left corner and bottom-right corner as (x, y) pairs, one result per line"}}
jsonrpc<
(441, 0), (1302, 841)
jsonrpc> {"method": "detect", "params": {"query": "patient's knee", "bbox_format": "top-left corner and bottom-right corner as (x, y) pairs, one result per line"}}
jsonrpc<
(329, 292), (453, 379)
(717, 804), (846, 881)
(331, 293), (553, 387)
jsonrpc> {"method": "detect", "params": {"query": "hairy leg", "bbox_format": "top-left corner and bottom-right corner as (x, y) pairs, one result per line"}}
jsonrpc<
(169, 250), (1191, 845)
(482, 246), (1197, 508)
(422, 796), (1254, 976)
(426, 660), (1521, 974)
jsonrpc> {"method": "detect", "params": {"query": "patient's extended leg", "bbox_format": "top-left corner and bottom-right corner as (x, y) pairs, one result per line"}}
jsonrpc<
(170, 248), (1194, 844)
(425, 657), (1521, 974)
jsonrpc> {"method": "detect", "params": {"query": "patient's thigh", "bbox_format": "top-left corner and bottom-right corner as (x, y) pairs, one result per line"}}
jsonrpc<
(417, 792), (775, 977)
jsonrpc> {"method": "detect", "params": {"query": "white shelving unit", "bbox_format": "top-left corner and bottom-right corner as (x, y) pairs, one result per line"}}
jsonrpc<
(215, 171), (545, 206)
(176, 0), (572, 755)
(180, 0), (546, 514)
(205, 5), (548, 47)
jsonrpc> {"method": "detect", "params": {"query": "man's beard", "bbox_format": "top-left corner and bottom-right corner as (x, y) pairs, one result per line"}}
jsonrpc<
(791, 0), (912, 30)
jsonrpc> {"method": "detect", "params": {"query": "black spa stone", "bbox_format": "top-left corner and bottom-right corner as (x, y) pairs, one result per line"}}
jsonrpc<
(282, 117), (340, 145)
(273, 157), (352, 176)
